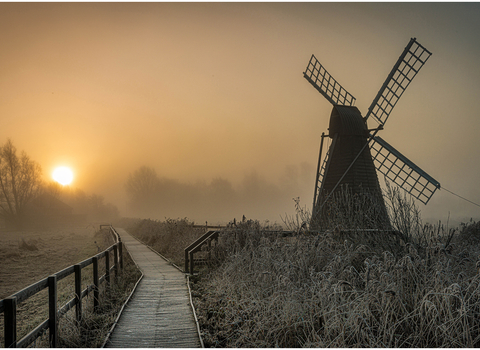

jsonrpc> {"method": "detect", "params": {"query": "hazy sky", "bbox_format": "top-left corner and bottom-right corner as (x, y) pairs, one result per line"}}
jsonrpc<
(1, 3), (479, 224)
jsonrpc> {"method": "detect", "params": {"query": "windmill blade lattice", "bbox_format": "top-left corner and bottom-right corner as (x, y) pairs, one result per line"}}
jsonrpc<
(365, 38), (432, 126)
(303, 55), (356, 106)
(369, 136), (440, 204)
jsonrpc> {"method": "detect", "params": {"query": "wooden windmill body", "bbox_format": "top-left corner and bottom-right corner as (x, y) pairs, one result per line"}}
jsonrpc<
(304, 38), (441, 231)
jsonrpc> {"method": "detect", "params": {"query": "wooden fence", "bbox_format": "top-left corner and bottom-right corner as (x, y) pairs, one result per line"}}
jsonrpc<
(184, 230), (220, 274)
(184, 227), (297, 274)
(0, 225), (123, 348)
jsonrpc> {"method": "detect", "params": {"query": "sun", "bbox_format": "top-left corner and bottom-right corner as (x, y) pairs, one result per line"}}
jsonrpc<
(52, 166), (74, 186)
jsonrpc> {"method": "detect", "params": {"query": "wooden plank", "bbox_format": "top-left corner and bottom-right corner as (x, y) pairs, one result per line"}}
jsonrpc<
(17, 319), (49, 348)
(55, 265), (75, 282)
(10, 278), (48, 305)
(105, 228), (201, 348)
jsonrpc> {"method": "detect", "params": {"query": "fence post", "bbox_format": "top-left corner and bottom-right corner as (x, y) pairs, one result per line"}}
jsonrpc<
(119, 242), (123, 271)
(48, 275), (57, 348)
(207, 238), (211, 260)
(4, 297), (17, 348)
(185, 249), (189, 273)
(113, 244), (118, 280)
(93, 256), (99, 312)
(189, 251), (194, 274)
(105, 250), (110, 285)
(74, 264), (82, 324)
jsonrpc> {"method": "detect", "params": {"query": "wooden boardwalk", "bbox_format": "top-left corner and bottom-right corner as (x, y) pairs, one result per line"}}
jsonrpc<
(105, 228), (201, 348)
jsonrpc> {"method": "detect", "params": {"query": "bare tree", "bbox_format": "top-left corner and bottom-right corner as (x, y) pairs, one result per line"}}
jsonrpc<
(0, 139), (42, 227)
(125, 166), (160, 213)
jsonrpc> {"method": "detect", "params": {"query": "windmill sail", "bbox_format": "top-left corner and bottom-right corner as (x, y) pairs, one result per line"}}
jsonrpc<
(364, 38), (432, 126)
(369, 136), (440, 204)
(303, 55), (356, 106)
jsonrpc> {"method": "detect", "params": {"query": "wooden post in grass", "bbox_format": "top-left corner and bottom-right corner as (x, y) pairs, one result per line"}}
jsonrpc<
(207, 238), (211, 260)
(48, 275), (58, 348)
(93, 256), (99, 311)
(113, 244), (118, 280)
(105, 250), (110, 285)
(119, 242), (123, 271)
(4, 297), (17, 348)
(74, 264), (82, 324)
(185, 249), (189, 273)
(189, 251), (194, 275)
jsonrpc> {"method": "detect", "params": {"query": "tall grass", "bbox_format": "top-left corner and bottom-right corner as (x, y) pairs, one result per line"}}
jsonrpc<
(190, 186), (480, 347)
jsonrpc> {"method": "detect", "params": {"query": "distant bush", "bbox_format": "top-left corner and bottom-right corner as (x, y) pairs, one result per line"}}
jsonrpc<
(18, 238), (39, 251)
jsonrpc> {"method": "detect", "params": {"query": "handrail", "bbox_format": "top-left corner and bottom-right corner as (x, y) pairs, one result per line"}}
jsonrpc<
(184, 228), (297, 274)
(184, 230), (220, 274)
(1, 225), (123, 348)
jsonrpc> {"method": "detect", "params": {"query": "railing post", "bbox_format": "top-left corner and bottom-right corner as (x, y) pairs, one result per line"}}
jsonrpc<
(207, 238), (211, 260)
(189, 251), (194, 274)
(185, 249), (189, 273)
(93, 256), (99, 312)
(113, 244), (118, 280)
(4, 297), (17, 348)
(105, 250), (110, 285)
(48, 275), (58, 348)
(119, 242), (124, 271)
(74, 264), (82, 324)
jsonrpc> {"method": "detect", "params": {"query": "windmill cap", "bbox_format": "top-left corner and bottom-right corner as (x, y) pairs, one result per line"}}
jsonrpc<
(329, 105), (368, 137)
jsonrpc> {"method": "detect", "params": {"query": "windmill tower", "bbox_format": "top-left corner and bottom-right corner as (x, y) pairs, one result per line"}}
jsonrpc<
(304, 38), (441, 231)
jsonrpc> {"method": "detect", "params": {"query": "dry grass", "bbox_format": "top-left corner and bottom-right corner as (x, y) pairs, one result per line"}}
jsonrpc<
(0, 226), (113, 346)
(189, 188), (480, 347)
(0, 226), (142, 347)
(191, 222), (480, 347)
(0, 226), (109, 299)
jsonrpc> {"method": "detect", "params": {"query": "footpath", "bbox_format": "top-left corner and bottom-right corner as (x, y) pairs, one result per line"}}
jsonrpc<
(105, 228), (201, 348)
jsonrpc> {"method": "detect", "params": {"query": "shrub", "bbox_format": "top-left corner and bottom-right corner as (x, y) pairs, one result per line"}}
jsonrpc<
(18, 238), (39, 251)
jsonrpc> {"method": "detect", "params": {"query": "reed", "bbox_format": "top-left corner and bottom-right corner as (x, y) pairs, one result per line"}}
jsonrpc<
(190, 186), (480, 347)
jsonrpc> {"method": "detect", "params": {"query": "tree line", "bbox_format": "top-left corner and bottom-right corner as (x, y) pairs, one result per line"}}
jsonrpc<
(0, 139), (118, 228)
(124, 165), (313, 224)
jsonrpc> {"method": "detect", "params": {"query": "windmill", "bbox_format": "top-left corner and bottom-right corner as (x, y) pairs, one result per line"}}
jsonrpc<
(304, 38), (440, 231)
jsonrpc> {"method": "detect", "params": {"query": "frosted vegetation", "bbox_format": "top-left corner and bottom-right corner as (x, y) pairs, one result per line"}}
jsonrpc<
(133, 186), (480, 347)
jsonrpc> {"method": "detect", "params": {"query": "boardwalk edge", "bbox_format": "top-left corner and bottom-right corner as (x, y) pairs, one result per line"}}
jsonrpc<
(101, 235), (145, 348)
(187, 275), (205, 348)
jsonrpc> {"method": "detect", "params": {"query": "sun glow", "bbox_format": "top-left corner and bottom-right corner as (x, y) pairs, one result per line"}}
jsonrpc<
(52, 166), (74, 186)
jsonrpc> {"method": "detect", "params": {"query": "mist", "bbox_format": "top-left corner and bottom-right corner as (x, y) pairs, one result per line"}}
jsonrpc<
(1, 3), (480, 226)
(123, 163), (315, 225)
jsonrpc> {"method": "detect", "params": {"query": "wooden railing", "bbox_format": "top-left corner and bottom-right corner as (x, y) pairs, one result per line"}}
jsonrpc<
(184, 227), (298, 274)
(184, 230), (220, 274)
(0, 225), (123, 348)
